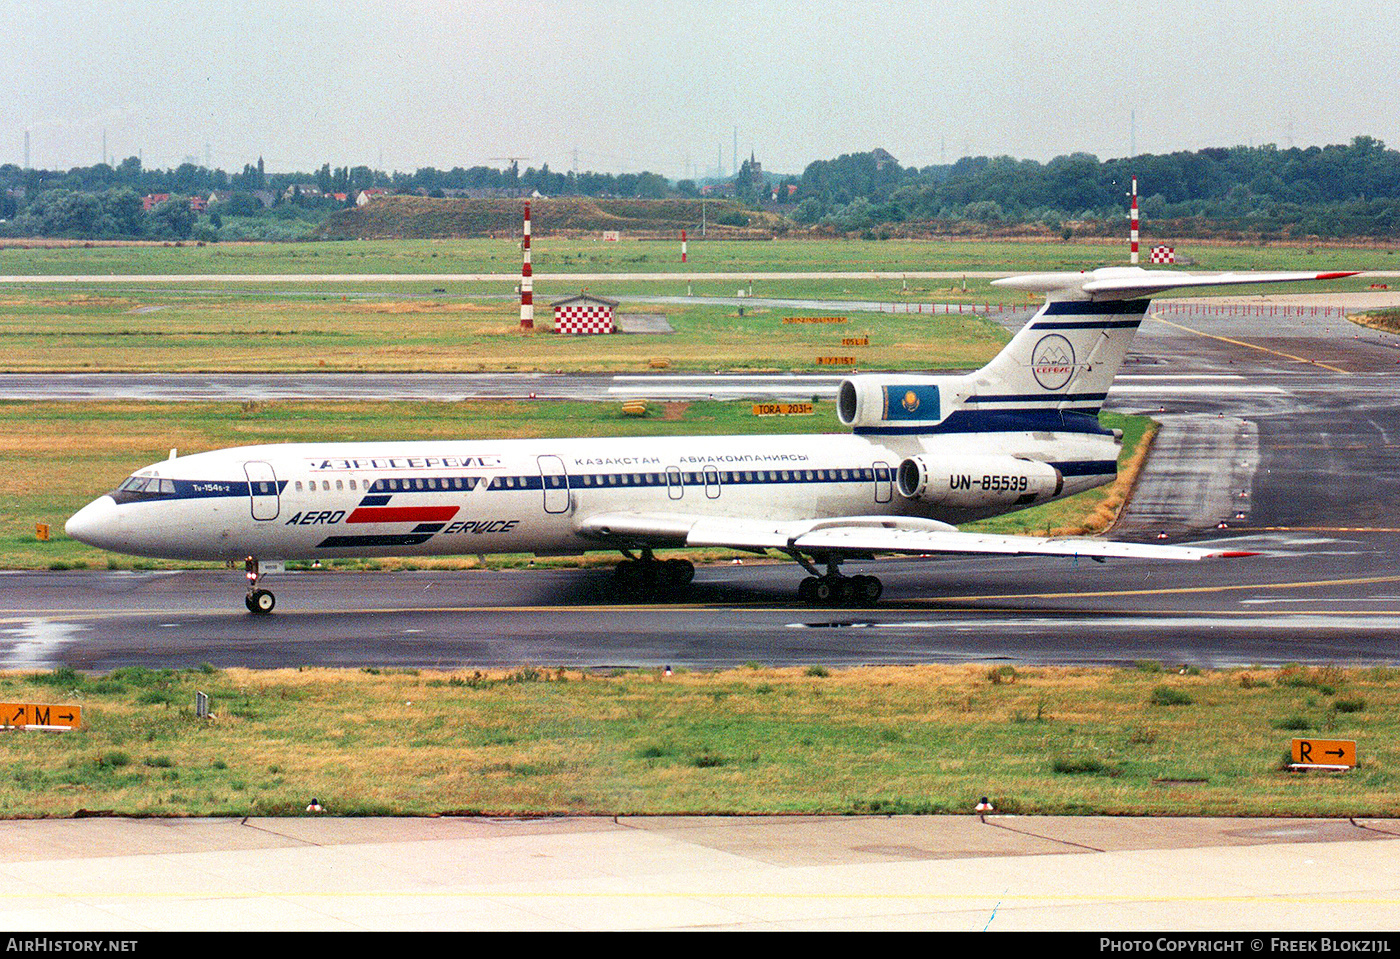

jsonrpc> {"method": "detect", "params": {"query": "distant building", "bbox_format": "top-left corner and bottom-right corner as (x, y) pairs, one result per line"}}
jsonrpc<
(283, 183), (322, 200)
(355, 188), (390, 206)
(871, 148), (898, 171)
(142, 193), (171, 212)
(249, 189), (277, 209)
(207, 190), (234, 206)
(744, 152), (764, 189)
(552, 294), (618, 335)
(188, 195), (207, 213)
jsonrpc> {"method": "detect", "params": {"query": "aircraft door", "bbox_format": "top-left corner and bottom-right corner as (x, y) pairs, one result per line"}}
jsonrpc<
(703, 465), (721, 499)
(243, 461), (281, 521)
(872, 461), (893, 504)
(665, 466), (684, 500)
(538, 455), (571, 514)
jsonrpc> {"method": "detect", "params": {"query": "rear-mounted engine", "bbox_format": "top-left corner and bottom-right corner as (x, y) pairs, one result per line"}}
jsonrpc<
(837, 375), (955, 428)
(896, 454), (1064, 508)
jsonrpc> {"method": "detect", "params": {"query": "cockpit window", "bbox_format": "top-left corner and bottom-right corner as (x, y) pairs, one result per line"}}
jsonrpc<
(110, 474), (176, 504)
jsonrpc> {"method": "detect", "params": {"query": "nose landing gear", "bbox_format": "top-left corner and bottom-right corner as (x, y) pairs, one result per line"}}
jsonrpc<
(244, 557), (276, 615)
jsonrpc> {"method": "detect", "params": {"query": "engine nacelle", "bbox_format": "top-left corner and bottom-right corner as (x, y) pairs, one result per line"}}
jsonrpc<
(897, 453), (1065, 508)
(837, 375), (954, 428)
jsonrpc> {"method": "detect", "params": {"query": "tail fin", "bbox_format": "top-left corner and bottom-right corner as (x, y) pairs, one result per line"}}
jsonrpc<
(837, 267), (1356, 437)
(969, 267), (1359, 419)
(970, 295), (1148, 421)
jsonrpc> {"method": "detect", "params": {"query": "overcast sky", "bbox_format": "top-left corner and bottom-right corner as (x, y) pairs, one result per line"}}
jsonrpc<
(9, 0), (1397, 178)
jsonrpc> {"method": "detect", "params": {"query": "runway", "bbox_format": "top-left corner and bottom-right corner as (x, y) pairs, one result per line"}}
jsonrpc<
(0, 371), (851, 402)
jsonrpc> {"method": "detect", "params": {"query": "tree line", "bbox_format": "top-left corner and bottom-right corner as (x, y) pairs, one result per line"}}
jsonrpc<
(0, 156), (680, 240)
(4, 137), (1399, 240)
(792, 136), (1400, 239)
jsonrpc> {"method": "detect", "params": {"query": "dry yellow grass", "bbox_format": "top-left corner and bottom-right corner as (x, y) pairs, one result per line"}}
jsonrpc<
(1, 663), (1395, 818)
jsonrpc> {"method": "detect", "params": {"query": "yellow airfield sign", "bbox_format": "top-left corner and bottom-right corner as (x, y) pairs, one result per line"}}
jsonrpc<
(0, 702), (83, 730)
(1291, 738), (1356, 767)
(752, 403), (815, 417)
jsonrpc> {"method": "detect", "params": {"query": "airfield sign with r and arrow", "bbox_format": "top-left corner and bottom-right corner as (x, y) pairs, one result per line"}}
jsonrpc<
(1291, 738), (1357, 769)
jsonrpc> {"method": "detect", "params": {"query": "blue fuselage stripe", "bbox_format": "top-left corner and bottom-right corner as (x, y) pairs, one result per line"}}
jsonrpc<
(1041, 299), (1151, 315)
(856, 409), (1113, 436)
(1030, 319), (1142, 329)
(1051, 460), (1118, 476)
(965, 393), (1108, 404)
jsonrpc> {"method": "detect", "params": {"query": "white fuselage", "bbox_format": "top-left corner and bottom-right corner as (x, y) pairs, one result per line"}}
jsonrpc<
(66, 428), (1119, 563)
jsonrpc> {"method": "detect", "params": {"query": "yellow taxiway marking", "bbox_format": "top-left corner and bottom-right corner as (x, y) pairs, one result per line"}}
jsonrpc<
(1254, 526), (1400, 533)
(7, 573), (1400, 621)
(1149, 313), (1351, 374)
(909, 572), (1400, 605)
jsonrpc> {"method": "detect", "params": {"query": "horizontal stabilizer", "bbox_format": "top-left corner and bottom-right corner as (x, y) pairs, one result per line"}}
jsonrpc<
(993, 267), (1359, 302)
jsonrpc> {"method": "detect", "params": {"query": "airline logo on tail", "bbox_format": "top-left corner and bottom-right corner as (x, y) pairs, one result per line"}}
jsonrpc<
(1031, 335), (1075, 390)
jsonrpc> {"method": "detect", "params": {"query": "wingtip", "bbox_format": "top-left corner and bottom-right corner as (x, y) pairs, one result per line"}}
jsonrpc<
(1210, 550), (1260, 559)
(1315, 271), (1361, 280)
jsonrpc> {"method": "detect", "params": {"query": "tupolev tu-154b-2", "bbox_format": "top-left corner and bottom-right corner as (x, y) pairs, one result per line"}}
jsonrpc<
(65, 267), (1357, 613)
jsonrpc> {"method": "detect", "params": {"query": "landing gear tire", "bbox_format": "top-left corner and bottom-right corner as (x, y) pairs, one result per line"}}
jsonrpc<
(664, 559), (696, 587)
(852, 574), (883, 606)
(613, 556), (695, 599)
(800, 574), (882, 608)
(246, 589), (275, 615)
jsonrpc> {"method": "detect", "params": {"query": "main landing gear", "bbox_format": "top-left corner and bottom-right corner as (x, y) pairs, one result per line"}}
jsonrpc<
(612, 549), (695, 599)
(793, 554), (883, 608)
(244, 557), (275, 615)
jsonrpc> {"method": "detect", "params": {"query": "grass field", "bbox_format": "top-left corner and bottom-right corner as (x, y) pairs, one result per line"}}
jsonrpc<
(0, 237), (1391, 276)
(0, 237), (1378, 374)
(1, 401), (1149, 570)
(0, 290), (1011, 373)
(0, 662), (1392, 818)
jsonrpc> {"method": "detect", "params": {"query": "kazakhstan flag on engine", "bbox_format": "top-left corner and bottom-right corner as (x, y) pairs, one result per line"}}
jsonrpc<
(882, 385), (941, 421)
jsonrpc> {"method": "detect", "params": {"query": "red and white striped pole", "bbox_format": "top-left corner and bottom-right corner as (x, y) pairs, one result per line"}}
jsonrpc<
(1130, 176), (1139, 265)
(681, 230), (687, 263)
(520, 200), (533, 330)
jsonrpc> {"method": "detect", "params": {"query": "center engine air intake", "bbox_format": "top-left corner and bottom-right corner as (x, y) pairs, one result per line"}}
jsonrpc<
(838, 376), (947, 428)
(897, 454), (1065, 508)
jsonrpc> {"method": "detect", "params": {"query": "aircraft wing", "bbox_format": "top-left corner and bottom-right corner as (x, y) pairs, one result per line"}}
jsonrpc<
(575, 512), (1253, 561)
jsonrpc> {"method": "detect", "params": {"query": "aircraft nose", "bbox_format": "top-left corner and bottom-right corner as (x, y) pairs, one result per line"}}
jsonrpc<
(65, 495), (120, 548)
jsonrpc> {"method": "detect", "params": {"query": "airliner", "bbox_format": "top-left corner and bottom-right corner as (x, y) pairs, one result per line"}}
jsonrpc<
(66, 267), (1357, 613)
